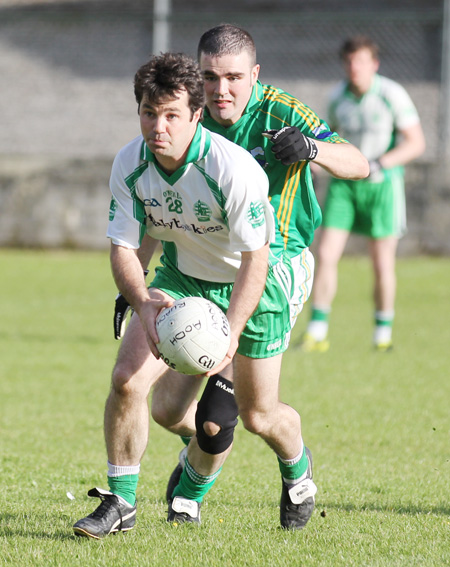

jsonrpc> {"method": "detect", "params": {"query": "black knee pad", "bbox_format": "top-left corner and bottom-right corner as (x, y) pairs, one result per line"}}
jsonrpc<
(195, 375), (238, 455)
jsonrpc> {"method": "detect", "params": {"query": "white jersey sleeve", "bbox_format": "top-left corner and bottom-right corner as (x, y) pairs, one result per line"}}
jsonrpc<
(107, 136), (147, 249)
(380, 77), (420, 131)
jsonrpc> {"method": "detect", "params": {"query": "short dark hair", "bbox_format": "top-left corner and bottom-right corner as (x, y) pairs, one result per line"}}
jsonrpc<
(134, 52), (205, 116)
(339, 36), (379, 60)
(197, 24), (257, 66)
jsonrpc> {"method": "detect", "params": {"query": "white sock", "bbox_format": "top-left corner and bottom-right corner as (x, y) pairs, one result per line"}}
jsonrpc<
(107, 461), (140, 477)
(373, 311), (394, 344)
(307, 320), (329, 341)
(373, 325), (392, 344)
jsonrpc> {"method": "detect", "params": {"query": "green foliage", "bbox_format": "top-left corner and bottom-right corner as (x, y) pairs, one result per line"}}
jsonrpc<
(1, 250), (449, 566)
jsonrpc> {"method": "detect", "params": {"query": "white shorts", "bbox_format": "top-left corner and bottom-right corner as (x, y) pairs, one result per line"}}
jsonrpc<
(289, 248), (315, 328)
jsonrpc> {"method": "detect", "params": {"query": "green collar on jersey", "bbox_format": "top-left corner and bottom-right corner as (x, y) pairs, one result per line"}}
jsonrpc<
(203, 80), (264, 126)
(244, 80), (265, 114)
(344, 73), (381, 101)
(140, 124), (212, 184)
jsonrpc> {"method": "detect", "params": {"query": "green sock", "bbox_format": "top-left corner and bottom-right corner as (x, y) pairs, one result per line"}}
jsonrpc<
(181, 435), (192, 447)
(107, 474), (139, 506)
(375, 310), (394, 327)
(278, 446), (308, 481)
(311, 306), (330, 323)
(172, 457), (221, 503)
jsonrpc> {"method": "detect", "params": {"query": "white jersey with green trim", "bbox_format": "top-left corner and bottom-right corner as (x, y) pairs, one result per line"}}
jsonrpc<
(328, 74), (420, 161)
(107, 124), (274, 283)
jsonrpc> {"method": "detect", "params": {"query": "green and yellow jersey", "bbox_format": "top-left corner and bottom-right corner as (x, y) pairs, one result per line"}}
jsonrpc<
(202, 80), (348, 257)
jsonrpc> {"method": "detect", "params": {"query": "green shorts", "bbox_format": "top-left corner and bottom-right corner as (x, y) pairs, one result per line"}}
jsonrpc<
(323, 168), (406, 238)
(150, 253), (293, 359)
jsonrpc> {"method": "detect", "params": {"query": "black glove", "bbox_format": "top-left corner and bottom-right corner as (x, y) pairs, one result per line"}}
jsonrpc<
(263, 126), (318, 165)
(114, 293), (132, 340)
(113, 269), (149, 340)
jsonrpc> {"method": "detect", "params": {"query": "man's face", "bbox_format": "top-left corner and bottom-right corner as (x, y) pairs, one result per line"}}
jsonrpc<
(200, 51), (259, 126)
(343, 48), (379, 95)
(139, 89), (202, 172)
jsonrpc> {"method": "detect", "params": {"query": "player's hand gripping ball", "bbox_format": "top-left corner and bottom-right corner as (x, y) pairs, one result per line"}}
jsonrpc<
(156, 297), (231, 375)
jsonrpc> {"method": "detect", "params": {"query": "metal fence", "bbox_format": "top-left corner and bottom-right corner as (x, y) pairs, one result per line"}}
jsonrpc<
(0, 1), (443, 159)
(0, 1), (448, 253)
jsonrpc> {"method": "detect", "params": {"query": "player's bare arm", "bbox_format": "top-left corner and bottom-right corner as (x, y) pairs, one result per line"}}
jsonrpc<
(313, 139), (370, 179)
(137, 234), (160, 269)
(110, 243), (152, 309)
(113, 235), (160, 340)
(208, 243), (269, 377)
(226, 243), (269, 339)
(110, 243), (172, 355)
(378, 122), (426, 169)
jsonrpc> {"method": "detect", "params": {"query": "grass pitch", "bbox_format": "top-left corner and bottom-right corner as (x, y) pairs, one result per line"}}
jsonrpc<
(0, 249), (449, 566)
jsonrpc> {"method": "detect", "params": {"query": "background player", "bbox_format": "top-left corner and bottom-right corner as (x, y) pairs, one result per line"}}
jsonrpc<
(301, 35), (425, 352)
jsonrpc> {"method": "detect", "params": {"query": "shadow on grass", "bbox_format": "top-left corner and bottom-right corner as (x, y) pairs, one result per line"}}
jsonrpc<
(0, 514), (75, 541)
(316, 500), (450, 516)
(0, 330), (105, 345)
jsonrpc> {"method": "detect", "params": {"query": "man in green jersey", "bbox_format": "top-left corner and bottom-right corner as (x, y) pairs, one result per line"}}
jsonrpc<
(110, 25), (368, 533)
(301, 36), (425, 352)
(198, 25), (368, 260)
(154, 23), (367, 524)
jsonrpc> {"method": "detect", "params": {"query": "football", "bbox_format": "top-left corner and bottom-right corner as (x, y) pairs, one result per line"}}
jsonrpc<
(156, 296), (231, 375)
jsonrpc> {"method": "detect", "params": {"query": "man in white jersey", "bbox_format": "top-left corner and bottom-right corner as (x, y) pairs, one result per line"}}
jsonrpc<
(110, 25), (369, 534)
(73, 52), (317, 538)
(301, 36), (425, 352)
